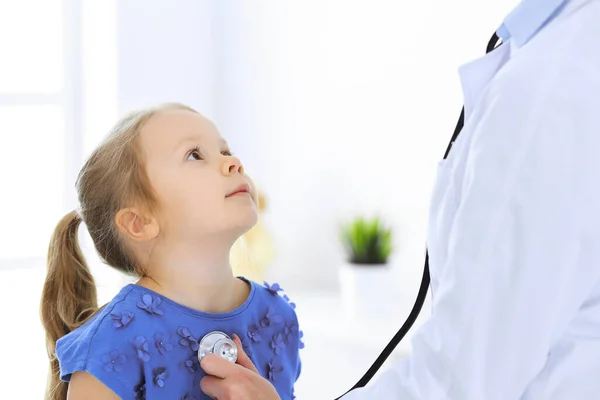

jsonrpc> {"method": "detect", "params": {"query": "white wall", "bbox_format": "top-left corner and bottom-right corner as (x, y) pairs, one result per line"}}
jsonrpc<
(113, 0), (520, 294)
(116, 0), (217, 115)
(230, 0), (520, 293)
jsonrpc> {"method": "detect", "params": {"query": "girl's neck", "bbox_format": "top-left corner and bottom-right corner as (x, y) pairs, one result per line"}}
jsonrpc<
(137, 241), (250, 314)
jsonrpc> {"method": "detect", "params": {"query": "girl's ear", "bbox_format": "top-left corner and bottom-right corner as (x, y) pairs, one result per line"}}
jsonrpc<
(115, 207), (160, 242)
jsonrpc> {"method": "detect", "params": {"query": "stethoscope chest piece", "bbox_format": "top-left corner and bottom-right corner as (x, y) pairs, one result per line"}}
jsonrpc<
(198, 331), (238, 363)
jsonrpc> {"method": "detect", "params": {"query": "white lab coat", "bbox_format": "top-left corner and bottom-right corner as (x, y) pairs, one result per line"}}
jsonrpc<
(342, 0), (600, 399)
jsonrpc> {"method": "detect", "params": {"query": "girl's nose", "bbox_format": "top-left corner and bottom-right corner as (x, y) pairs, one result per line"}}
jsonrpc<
(222, 156), (244, 175)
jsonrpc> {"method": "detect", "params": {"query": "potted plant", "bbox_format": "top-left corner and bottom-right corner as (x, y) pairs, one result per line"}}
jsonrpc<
(338, 216), (394, 321)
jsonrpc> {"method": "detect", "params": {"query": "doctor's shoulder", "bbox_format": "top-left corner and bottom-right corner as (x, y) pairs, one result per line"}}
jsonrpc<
(56, 284), (159, 399)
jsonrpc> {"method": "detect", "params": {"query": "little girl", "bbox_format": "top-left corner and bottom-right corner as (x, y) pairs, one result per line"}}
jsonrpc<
(40, 103), (302, 400)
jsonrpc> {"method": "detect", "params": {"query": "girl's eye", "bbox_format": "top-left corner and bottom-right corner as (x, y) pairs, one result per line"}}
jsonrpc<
(187, 148), (203, 161)
(221, 150), (233, 157)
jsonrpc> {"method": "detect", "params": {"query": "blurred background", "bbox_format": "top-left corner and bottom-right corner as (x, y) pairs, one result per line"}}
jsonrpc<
(0, 0), (518, 397)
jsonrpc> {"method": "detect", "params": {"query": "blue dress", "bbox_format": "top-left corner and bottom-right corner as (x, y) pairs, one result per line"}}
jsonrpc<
(56, 279), (303, 399)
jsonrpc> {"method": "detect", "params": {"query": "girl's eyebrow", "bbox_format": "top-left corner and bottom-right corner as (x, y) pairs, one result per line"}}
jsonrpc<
(172, 137), (228, 153)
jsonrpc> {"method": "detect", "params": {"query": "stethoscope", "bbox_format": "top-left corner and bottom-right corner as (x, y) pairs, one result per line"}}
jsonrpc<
(334, 30), (503, 399)
(200, 30), (503, 399)
(197, 331), (238, 363)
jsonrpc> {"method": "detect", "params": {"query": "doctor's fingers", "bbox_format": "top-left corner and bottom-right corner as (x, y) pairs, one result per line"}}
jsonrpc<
(200, 375), (247, 400)
(200, 375), (222, 399)
(200, 374), (251, 400)
(201, 353), (239, 379)
(200, 371), (281, 400)
(200, 338), (258, 378)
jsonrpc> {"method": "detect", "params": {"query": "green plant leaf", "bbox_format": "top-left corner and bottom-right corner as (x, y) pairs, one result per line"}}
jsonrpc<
(339, 216), (393, 265)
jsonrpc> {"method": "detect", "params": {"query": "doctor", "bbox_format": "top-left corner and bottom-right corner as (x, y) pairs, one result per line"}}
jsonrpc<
(199, 0), (600, 398)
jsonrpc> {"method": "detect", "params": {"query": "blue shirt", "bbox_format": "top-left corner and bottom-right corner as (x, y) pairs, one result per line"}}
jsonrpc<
(56, 279), (302, 400)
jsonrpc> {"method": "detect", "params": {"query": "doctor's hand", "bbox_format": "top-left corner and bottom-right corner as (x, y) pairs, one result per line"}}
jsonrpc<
(200, 334), (281, 400)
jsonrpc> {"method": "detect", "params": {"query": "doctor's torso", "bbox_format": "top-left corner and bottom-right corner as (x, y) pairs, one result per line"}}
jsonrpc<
(426, 1), (600, 398)
(340, 1), (600, 399)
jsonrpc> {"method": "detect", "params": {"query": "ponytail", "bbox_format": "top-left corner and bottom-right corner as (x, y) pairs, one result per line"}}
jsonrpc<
(40, 210), (98, 400)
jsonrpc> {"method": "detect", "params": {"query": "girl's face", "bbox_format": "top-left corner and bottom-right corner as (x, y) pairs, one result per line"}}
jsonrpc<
(139, 109), (258, 244)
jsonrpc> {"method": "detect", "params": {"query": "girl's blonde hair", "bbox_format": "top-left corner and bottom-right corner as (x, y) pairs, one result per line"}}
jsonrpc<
(40, 102), (196, 400)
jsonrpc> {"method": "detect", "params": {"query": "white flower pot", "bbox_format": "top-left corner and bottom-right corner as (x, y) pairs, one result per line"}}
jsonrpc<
(339, 262), (397, 323)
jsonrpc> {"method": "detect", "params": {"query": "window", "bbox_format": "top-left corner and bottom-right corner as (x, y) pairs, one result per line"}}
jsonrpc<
(0, 1), (118, 398)
(0, 0), (81, 264)
(0, 0), (118, 265)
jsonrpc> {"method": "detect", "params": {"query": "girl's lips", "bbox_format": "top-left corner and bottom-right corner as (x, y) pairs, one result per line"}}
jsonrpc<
(226, 183), (250, 197)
